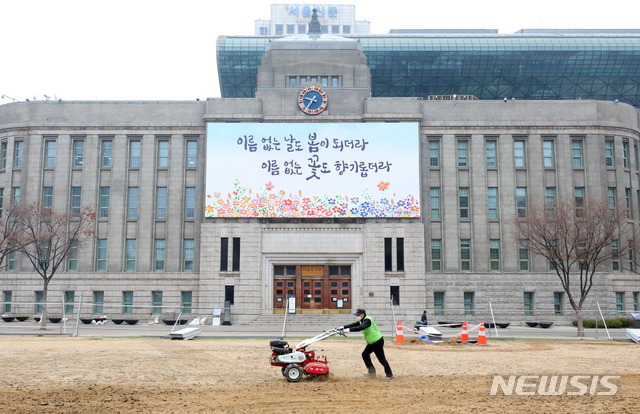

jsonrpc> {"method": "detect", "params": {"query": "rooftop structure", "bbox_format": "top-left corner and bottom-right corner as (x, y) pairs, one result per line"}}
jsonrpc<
(217, 32), (640, 107)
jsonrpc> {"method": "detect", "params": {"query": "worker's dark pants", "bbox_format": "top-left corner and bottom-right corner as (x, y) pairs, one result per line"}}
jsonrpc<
(362, 337), (393, 377)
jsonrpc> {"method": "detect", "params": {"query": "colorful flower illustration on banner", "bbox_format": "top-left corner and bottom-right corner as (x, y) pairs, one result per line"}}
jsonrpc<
(206, 180), (420, 218)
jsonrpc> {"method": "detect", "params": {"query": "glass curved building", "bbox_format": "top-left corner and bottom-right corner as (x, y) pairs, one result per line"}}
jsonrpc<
(217, 33), (640, 107)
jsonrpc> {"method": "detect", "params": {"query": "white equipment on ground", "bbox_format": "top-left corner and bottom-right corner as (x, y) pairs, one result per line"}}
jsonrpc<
(626, 328), (640, 344)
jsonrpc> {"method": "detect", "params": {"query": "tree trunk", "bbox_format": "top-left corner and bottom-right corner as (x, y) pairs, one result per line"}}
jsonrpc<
(575, 307), (584, 337)
(40, 279), (49, 330)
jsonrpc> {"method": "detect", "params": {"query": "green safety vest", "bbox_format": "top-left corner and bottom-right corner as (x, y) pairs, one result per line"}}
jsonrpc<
(361, 315), (383, 345)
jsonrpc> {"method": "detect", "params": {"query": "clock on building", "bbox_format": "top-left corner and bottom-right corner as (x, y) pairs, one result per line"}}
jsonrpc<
(298, 85), (328, 115)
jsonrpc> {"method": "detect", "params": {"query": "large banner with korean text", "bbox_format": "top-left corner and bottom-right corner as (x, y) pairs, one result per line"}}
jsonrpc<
(205, 123), (420, 218)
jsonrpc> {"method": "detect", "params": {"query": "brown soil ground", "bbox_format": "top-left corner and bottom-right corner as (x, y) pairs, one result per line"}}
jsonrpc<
(0, 336), (638, 413)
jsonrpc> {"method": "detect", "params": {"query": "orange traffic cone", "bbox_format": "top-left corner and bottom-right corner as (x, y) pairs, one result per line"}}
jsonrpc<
(395, 321), (405, 344)
(477, 321), (487, 346)
(460, 321), (469, 342)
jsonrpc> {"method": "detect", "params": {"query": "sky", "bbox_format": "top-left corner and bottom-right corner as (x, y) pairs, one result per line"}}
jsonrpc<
(1, 0), (638, 103)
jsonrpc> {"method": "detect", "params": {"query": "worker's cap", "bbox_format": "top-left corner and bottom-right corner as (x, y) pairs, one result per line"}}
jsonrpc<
(354, 308), (366, 316)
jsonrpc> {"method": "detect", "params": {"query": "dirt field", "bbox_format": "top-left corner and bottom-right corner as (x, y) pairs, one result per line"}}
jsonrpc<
(0, 336), (638, 413)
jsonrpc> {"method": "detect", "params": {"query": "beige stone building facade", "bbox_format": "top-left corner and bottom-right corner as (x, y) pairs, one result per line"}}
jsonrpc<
(1, 30), (639, 325)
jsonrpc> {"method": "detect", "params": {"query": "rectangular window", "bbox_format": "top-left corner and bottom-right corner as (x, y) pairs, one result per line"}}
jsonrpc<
(524, 292), (534, 316)
(457, 140), (468, 167)
(225, 285), (235, 306)
(99, 187), (110, 218)
(156, 187), (167, 219)
(67, 244), (78, 271)
(14, 141), (23, 167)
(517, 187), (527, 217)
(152, 291), (163, 315)
(633, 292), (639, 312)
(184, 239), (194, 271)
(42, 187), (53, 208)
(430, 187), (440, 219)
(289, 77), (296, 88)
(543, 140), (554, 168)
(390, 286), (400, 306)
(101, 140), (112, 168)
(384, 237), (392, 272)
(431, 239), (442, 271)
(155, 239), (165, 271)
(185, 187), (196, 218)
(220, 237), (228, 271)
(286, 24), (294, 34)
(514, 140), (525, 168)
(612, 241), (620, 271)
(332, 77), (338, 87)
(44, 140), (56, 168)
(433, 292), (444, 316)
(122, 291), (133, 315)
(485, 139), (497, 167)
(158, 140), (169, 168)
(186, 140), (197, 167)
(575, 187), (585, 216)
(615, 292), (625, 315)
(125, 239), (136, 271)
(275, 24), (283, 35)
(608, 187), (617, 209)
(625, 188), (632, 218)
(459, 187), (469, 218)
(622, 141), (629, 168)
(3, 291), (12, 313)
(129, 140), (141, 168)
(321, 76), (328, 86)
(519, 240), (530, 271)
(396, 238), (405, 272)
(7, 251), (16, 271)
(12, 187), (20, 206)
(35, 291), (43, 313)
(572, 140), (583, 167)
(489, 239), (500, 271)
(554, 292), (564, 315)
(96, 239), (107, 271)
(298, 24), (306, 34)
(64, 291), (74, 315)
(0, 188), (3, 217)
(181, 291), (192, 315)
(232, 237), (240, 272)
(605, 140), (614, 167)
(70, 187), (82, 215)
(545, 187), (556, 213)
(93, 291), (104, 315)
(464, 292), (475, 316)
(429, 140), (439, 167)
(73, 140), (84, 167)
(487, 187), (498, 219)
(460, 239), (471, 271)
(128, 187), (138, 219)
(1, 141), (7, 169)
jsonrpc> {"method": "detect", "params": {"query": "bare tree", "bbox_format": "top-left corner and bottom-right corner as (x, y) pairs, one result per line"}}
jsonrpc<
(513, 197), (637, 337)
(16, 203), (96, 329)
(0, 204), (30, 269)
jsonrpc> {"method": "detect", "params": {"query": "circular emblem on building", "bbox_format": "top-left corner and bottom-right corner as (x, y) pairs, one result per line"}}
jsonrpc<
(298, 86), (328, 115)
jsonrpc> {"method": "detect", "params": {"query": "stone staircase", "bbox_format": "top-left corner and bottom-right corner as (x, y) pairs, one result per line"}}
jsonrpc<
(248, 313), (357, 331)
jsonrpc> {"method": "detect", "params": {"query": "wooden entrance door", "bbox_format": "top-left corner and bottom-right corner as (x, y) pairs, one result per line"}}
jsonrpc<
(301, 265), (323, 313)
(273, 264), (351, 314)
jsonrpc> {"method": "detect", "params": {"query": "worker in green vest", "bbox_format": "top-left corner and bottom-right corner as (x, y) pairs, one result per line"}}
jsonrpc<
(340, 308), (393, 380)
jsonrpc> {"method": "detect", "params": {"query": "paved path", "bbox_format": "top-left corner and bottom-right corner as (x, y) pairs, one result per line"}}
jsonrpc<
(0, 320), (633, 341)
